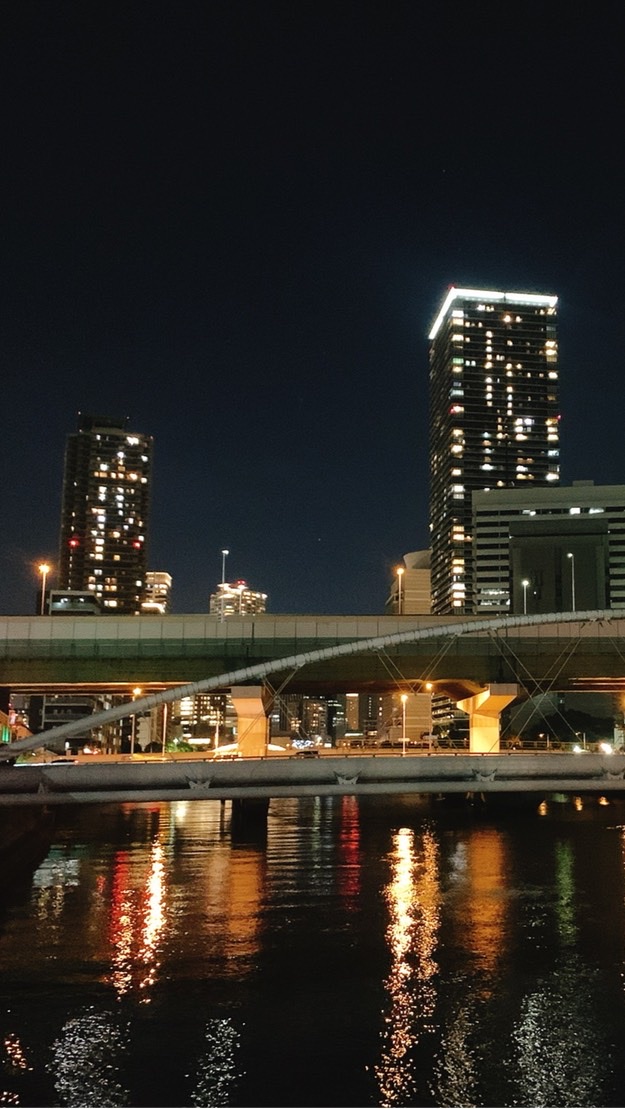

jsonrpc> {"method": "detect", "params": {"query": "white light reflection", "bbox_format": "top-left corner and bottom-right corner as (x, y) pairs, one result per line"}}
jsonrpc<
(510, 840), (609, 1104)
(430, 1004), (479, 1108)
(511, 960), (610, 1107)
(189, 1018), (244, 1106)
(47, 1007), (130, 1107)
(30, 854), (81, 939)
(374, 826), (440, 1106)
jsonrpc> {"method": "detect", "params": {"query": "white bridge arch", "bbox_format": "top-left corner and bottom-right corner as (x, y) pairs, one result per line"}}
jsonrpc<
(4, 608), (618, 757)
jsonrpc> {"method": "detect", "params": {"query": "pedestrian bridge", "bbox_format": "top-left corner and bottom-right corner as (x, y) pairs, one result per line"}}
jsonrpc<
(1, 749), (624, 808)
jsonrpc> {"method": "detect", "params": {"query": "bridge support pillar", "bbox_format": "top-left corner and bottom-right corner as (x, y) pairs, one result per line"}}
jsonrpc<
(229, 686), (270, 757)
(456, 684), (519, 754)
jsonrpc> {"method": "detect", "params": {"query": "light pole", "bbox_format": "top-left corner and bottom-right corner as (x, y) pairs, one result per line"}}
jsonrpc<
(396, 566), (405, 615)
(401, 693), (408, 757)
(220, 549), (229, 623)
(567, 552), (576, 611)
(38, 562), (50, 615)
(521, 578), (529, 615)
(161, 702), (168, 755)
(130, 686), (142, 755)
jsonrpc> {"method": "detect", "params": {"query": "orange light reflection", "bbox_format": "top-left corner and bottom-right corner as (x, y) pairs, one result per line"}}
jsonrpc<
(375, 826), (441, 1106)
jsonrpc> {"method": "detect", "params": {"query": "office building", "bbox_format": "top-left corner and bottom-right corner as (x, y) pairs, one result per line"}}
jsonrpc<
(178, 693), (230, 746)
(473, 480), (625, 614)
(210, 580), (267, 616)
(58, 414), (153, 614)
(269, 694), (330, 745)
(428, 287), (559, 614)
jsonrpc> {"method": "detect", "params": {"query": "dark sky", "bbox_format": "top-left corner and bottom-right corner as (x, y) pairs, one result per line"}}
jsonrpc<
(2, 1), (624, 616)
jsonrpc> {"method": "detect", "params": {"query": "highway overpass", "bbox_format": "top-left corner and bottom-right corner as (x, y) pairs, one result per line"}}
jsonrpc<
(1, 609), (624, 695)
(2, 608), (625, 760)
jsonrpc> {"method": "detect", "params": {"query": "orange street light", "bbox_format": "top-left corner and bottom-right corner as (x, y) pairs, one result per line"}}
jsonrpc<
(130, 687), (142, 755)
(401, 693), (408, 757)
(396, 565), (405, 615)
(38, 562), (51, 615)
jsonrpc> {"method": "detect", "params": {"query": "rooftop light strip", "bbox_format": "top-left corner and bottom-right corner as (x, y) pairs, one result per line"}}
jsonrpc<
(428, 287), (558, 339)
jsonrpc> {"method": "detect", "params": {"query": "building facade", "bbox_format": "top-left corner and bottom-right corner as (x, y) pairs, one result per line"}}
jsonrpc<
(428, 287), (559, 614)
(58, 414), (153, 614)
(209, 580), (267, 616)
(384, 549), (433, 741)
(386, 549), (431, 615)
(142, 572), (173, 615)
(473, 481), (625, 614)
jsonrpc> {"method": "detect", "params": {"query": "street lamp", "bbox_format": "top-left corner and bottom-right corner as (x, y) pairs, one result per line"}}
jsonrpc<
(401, 693), (408, 757)
(396, 566), (405, 615)
(521, 578), (530, 615)
(130, 686), (142, 755)
(567, 552), (576, 611)
(38, 562), (51, 615)
(220, 549), (229, 623)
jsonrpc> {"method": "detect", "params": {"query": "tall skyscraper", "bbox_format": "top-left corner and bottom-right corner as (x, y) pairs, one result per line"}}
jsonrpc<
(428, 287), (559, 614)
(58, 414), (153, 614)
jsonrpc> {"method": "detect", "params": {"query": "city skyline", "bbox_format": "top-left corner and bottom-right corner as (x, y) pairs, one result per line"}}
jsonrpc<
(2, 4), (622, 616)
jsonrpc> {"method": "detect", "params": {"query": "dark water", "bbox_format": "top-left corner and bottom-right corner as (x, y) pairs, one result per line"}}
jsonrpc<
(2, 792), (625, 1108)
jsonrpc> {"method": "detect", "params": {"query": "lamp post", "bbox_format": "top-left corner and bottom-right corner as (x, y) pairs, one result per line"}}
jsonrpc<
(38, 562), (50, 615)
(130, 686), (142, 755)
(521, 578), (529, 615)
(161, 702), (168, 756)
(401, 693), (408, 757)
(567, 552), (576, 612)
(396, 566), (405, 615)
(220, 549), (229, 623)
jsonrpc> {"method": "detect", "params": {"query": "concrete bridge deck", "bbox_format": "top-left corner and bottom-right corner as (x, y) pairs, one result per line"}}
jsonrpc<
(1, 609), (625, 694)
(2, 751), (624, 807)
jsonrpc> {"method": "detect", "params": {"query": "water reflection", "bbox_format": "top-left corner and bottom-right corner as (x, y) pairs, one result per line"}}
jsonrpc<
(431, 1000), (479, 1109)
(454, 827), (509, 981)
(47, 1006), (130, 1108)
(0, 1032), (32, 1106)
(375, 825), (440, 1106)
(108, 834), (167, 1001)
(189, 1017), (244, 1107)
(511, 958), (611, 1107)
(4, 798), (625, 1107)
(337, 795), (361, 903)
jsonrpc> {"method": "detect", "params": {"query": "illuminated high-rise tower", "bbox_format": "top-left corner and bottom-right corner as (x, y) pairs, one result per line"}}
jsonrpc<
(58, 414), (153, 614)
(428, 287), (559, 614)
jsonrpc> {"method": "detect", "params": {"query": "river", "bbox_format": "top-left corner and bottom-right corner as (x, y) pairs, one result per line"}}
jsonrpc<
(1, 792), (625, 1108)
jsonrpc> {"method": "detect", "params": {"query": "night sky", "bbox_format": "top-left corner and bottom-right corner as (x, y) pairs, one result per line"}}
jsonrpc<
(2, 1), (624, 617)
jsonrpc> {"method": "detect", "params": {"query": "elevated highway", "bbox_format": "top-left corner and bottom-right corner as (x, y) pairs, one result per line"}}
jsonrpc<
(2, 608), (625, 762)
(1, 609), (624, 695)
